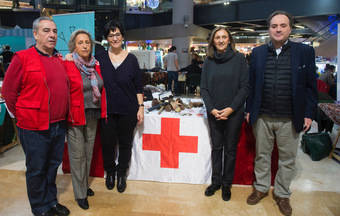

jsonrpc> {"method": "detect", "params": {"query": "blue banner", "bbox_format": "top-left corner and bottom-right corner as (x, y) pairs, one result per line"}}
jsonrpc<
(53, 11), (95, 57)
(0, 36), (26, 52)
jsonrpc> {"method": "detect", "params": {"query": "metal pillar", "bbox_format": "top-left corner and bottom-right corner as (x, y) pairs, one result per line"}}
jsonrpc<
(172, 0), (193, 68)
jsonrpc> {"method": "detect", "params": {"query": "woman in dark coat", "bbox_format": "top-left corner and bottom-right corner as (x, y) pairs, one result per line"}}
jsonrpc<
(201, 26), (249, 201)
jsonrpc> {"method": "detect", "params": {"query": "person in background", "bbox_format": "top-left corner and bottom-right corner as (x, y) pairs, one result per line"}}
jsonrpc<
(95, 20), (144, 193)
(201, 26), (249, 201)
(181, 53), (203, 94)
(164, 46), (180, 95)
(65, 29), (106, 210)
(0, 62), (5, 79)
(319, 64), (336, 89)
(245, 11), (317, 216)
(12, 0), (19, 8)
(182, 53), (203, 74)
(1, 17), (70, 216)
(0, 45), (14, 72)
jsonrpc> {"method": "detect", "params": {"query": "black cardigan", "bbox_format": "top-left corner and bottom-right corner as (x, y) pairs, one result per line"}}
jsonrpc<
(95, 51), (143, 115)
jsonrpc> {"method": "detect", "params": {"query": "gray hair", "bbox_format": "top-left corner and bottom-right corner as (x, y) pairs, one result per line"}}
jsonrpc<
(68, 29), (94, 54)
(32, 16), (55, 32)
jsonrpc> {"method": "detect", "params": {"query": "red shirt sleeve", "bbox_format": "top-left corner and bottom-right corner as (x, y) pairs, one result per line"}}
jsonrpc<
(1, 54), (24, 117)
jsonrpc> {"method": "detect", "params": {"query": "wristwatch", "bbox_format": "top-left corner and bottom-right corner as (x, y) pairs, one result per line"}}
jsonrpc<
(139, 104), (144, 107)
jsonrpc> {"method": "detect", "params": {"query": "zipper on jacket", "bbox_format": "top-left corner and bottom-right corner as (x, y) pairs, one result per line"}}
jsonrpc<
(43, 78), (51, 126)
(273, 54), (278, 114)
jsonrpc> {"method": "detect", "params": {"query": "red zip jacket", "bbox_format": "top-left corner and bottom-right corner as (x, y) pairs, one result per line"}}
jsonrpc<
(2, 47), (68, 130)
(64, 60), (107, 126)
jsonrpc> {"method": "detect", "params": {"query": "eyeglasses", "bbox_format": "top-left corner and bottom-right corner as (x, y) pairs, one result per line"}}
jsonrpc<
(107, 33), (122, 38)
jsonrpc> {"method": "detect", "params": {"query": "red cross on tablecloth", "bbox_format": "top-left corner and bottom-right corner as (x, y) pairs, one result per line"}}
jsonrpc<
(142, 117), (198, 168)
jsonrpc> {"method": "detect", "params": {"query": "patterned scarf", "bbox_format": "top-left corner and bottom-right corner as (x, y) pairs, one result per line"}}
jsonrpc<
(72, 52), (101, 104)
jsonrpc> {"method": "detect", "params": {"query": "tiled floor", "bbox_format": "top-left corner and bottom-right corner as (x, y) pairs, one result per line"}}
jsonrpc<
(0, 125), (339, 216)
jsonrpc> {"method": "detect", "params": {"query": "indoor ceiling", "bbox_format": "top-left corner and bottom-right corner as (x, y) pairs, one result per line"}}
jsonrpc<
(200, 15), (339, 44)
(193, 0), (256, 4)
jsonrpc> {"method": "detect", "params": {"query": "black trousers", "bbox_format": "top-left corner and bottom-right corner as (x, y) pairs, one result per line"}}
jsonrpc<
(101, 114), (137, 176)
(207, 108), (244, 186)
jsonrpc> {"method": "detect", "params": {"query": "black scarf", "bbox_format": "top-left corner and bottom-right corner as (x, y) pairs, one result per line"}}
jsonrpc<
(213, 45), (235, 63)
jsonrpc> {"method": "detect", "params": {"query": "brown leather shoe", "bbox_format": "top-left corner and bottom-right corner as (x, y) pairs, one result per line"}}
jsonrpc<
(246, 189), (268, 205)
(273, 192), (292, 216)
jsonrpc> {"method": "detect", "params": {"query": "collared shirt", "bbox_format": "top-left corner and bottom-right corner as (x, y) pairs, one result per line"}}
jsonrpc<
(34, 46), (59, 57)
(274, 40), (289, 56)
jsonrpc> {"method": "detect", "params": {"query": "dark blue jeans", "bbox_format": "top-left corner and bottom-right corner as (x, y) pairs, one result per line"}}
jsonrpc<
(167, 71), (178, 94)
(18, 121), (66, 215)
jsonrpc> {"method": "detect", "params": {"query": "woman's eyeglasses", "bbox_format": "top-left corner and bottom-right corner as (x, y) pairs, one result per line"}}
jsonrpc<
(107, 33), (122, 38)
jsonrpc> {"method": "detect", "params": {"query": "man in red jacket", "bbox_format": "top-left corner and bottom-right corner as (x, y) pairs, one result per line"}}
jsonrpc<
(1, 17), (70, 216)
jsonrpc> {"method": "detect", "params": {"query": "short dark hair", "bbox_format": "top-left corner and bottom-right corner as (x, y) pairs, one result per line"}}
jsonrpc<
(325, 64), (335, 71)
(170, 46), (176, 52)
(103, 20), (125, 39)
(267, 10), (294, 28)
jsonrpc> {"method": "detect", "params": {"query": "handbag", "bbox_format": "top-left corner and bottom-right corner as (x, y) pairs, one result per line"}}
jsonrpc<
(301, 132), (332, 161)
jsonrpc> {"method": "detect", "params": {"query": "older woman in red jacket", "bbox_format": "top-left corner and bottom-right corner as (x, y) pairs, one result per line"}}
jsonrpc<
(64, 29), (106, 210)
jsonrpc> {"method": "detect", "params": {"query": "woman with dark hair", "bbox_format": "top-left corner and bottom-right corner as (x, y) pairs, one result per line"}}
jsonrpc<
(95, 20), (144, 193)
(65, 29), (106, 210)
(201, 26), (249, 201)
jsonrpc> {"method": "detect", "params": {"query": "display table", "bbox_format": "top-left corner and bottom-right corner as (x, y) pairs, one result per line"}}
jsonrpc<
(62, 102), (279, 185)
(0, 102), (18, 153)
(318, 103), (340, 157)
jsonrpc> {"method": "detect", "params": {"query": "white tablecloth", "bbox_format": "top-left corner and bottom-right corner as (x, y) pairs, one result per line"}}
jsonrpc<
(128, 99), (212, 184)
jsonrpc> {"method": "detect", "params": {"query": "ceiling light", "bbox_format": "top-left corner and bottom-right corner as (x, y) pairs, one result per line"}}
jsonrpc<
(214, 24), (228, 28)
(241, 27), (255, 32)
(312, 41), (320, 47)
(224, 0), (230, 6)
(295, 25), (305, 29)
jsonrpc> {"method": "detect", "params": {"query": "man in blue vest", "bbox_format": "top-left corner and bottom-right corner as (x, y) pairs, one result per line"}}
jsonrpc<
(245, 11), (317, 216)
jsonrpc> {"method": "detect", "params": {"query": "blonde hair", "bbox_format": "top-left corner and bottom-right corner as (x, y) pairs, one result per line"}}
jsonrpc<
(207, 27), (236, 58)
(68, 29), (94, 54)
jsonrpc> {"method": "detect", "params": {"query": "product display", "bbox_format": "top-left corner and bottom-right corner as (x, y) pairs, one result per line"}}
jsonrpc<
(146, 96), (205, 117)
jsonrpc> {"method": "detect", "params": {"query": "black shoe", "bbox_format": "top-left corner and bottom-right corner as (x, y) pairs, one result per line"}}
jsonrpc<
(117, 175), (127, 193)
(76, 198), (89, 210)
(51, 203), (70, 216)
(87, 188), (94, 196)
(204, 184), (221, 196)
(105, 171), (115, 190)
(221, 185), (231, 201)
(34, 209), (54, 216)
